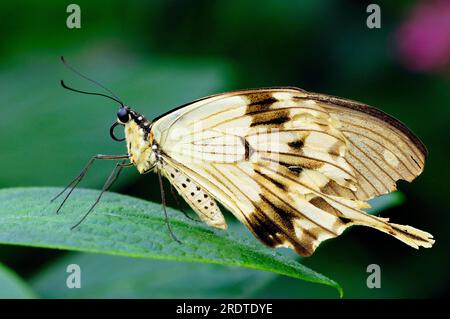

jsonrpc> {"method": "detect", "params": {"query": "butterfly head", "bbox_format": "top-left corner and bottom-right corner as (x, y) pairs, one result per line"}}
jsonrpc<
(111, 105), (158, 173)
(110, 106), (152, 140)
(59, 57), (158, 173)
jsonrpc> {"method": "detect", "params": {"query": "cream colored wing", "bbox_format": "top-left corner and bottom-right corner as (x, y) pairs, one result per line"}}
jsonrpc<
(152, 87), (433, 256)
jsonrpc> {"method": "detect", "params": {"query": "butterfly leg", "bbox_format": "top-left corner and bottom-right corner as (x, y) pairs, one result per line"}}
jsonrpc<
(169, 184), (201, 222)
(157, 168), (182, 244)
(71, 160), (127, 230)
(51, 154), (129, 214)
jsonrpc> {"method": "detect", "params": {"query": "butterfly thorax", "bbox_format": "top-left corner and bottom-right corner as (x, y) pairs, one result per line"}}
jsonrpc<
(123, 110), (157, 174)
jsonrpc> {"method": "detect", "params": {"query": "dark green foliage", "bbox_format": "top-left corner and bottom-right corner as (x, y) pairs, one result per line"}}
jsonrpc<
(0, 0), (448, 298)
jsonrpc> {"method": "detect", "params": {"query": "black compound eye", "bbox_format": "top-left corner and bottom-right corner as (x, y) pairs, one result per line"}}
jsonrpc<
(117, 107), (129, 123)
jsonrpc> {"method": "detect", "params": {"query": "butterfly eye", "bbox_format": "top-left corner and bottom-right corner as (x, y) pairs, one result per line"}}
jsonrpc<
(117, 107), (129, 123)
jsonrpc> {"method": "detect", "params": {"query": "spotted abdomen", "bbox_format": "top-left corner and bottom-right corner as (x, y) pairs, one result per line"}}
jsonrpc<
(163, 164), (227, 229)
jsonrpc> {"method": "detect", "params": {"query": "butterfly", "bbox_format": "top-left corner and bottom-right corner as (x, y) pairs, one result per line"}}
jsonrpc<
(55, 57), (434, 257)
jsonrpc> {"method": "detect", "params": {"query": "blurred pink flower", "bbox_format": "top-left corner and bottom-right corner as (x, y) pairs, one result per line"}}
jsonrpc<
(396, 0), (450, 72)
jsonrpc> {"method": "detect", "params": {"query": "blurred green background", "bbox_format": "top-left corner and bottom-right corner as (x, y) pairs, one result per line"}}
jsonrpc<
(0, 0), (449, 298)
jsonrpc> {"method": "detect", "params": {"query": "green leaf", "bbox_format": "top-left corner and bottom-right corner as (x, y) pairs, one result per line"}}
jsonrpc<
(365, 192), (405, 214)
(0, 262), (36, 298)
(0, 187), (342, 296)
(31, 253), (276, 298)
(30, 194), (404, 299)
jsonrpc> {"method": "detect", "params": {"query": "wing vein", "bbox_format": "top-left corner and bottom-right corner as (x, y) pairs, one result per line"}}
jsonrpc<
(341, 129), (416, 176)
(258, 163), (383, 224)
(346, 136), (398, 184)
(236, 165), (338, 236)
(260, 151), (356, 179)
(245, 128), (347, 144)
(340, 120), (424, 167)
(209, 106), (329, 130)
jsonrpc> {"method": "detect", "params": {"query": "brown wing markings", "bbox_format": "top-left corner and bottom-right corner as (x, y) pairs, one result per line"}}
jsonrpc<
(297, 93), (427, 162)
(245, 93), (278, 113)
(340, 119), (423, 168)
(347, 149), (390, 193)
(321, 179), (339, 196)
(249, 110), (291, 127)
(249, 200), (312, 256)
(347, 134), (403, 181)
(346, 136), (398, 185)
(338, 119), (424, 168)
(321, 179), (359, 200)
(288, 140), (304, 150)
(240, 165), (338, 236)
(309, 197), (341, 217)
(232, 165), (330, 255)
(245, 128), (347, 144)
(341, 129), (415, 177)
(245, 106), (328, 116)
(259, 155), (322, 171)
(163, 89), (289, 134)
(259, 150), (355, 178)
(257, 163), (433, 248)
(207, 164), (308, 252)
(209, 106), (329, 131)
(254, 169), (288, 191)
(259, 163), (376, 221)
(191, 95), (289, 128)
(239, 136), (255, 161)
(161, 88), (425, 168)
(257, 194), (315, 256)
(345, 150), (384, 194)
(259, 156), (303, 175)
(156, 88), (433, 255)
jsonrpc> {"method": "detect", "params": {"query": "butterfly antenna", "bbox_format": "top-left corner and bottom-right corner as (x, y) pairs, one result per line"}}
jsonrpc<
(60, 80), (124, 106)
(60, 56), (123, 100)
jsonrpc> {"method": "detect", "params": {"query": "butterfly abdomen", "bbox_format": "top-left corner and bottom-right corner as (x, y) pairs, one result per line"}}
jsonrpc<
(163, 164), (227, 229)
